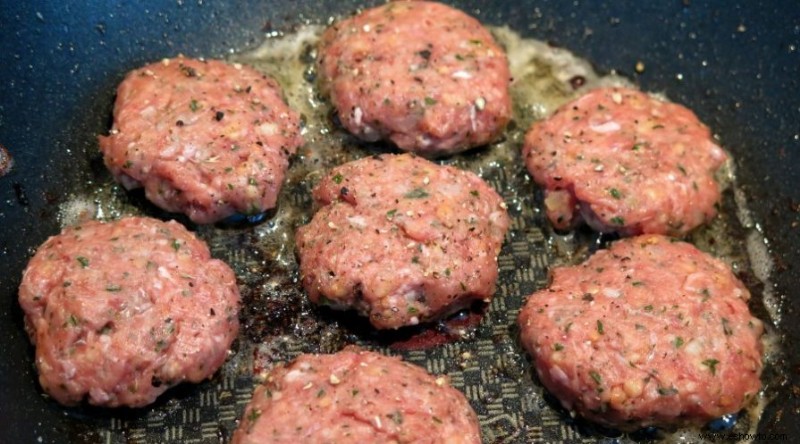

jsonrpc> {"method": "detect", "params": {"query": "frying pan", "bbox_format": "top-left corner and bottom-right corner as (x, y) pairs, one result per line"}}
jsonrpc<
(1, 1), (798, 442)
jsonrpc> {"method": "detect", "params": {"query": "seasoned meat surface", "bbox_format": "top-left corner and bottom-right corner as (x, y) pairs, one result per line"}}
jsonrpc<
(296, 153), (509, 329)
(18, 216), (240, 407)
(523, 87), (727, 236)
(318, 1), (511, 157)
(231, 348), (481, 444)
(99, 56), (303, 224)
(518, 235), (763, 430)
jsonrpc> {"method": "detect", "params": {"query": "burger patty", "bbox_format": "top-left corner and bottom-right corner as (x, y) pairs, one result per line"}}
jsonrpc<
(18, 217), (240, 407)
(295, 153), (510, 329)
(98, 56), (303, 224)
(517, 235), (763, 430)
(231, 348), (481, 444)
(318, 1), (512, 157)
(522, 87), (727, 236)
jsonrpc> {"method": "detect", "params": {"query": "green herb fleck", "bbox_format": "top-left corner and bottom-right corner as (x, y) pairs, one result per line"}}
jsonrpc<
(404, 188), (430, 199)
(610, 216), (625, 226)
(596, 320), (604, 335)
(105, 284), (122, 292)
(658, 386), (679, 396)
(432, 416), (443, 424)
(424, 97), (437, 106)
(332, 173), (344, 184)
(248, 177), (258, 186)
(677, 164), (688, 175)
(589, 370), (602, 385)
(652, 124), (665, 129)
(388, 411), (403, 425)
(644, 305), (654, 312)
(674, 336), (684, 348)
(459, 282), (467, 291)
(351, 389), (359, 396)
(470, 190), (479, 197)
(386, 209), (397, 220)
(246, 409), (261, 423)
(122, 160), (133, 169)
(631, 281), (644, 287)
(722, 318), (733, 336)
(609, 188), (622, 199)
(189, 99), (200, 112)
(554, 343), (564, 351)
(155, 339), (168, 352)
(227, 183), (234, 190)
(408, 306), (418, 315)
(468, 39), (483, 45)
(316, 388), (326, 398)
(702, 358), (720, 375)
(76, 256), (89, 268)
(632, 143), (643, 151)
(171, 239), (181, 252)
(444, 268), (451, 277)
(67, 314), (79, 327)
(411, 256), (420, 264)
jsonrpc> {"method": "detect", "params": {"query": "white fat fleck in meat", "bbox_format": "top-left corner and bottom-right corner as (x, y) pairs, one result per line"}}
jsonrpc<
(346, 215), (367, 229)
(602, 287), (622, 298)
(590, 120), (621, 133)
(353, 107), (363, 127)
(451, 70), (472, 79)
(258, 122), (278, 136)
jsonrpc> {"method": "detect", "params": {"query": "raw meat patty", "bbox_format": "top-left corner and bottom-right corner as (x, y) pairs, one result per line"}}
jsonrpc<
(98, 56), (303, 224)
(522, 87), (727, 236)
(517, 235), (763, 430)
(231, 348), (481, 444)
(295, 153), (509, 329)
(318, 1), (512, 157)
(18, 216), (240, 407)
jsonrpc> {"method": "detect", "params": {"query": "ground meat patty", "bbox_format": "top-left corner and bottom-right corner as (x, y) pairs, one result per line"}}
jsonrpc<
(318, 1), (511, 157)
(18, 216), (240, 407)
(98, 56), (303, 224)
(231, 348), (481, 444)
(522, 87), (727, 236)
(517, 235), (763, 430)
(295, 154), (509, 329)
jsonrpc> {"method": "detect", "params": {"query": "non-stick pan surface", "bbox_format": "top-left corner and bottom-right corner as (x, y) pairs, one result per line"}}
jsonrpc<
(1, 1), (798, 442)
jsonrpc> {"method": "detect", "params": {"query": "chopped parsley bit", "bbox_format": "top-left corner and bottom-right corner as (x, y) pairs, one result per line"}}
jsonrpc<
(432, 416), (443, 424)
(332, 173), (344, 184)
(351, 389), (359, 396)
(652, 124), (665, 129)
(677, 164), (688, 175)
(122, 160), (133, 169)
(155, 339), (168, 352)
(408, 306), (419, 315)
(702, 358), (720, 375)
(105, 284), (122, 292)
(67, 314), (79, 327)
(632, 143), (643, 151)
(224, 167), (233, 173)
(657, 386), (679, 396)
(411, 256), (420, 264)
(553, 343), (564, 351)
(189, 99), (200, 112)
(227, 183), (234, 190)
(386, 209), (397, 220)
(388, 411), (404, 425)
(596, 320), (604, 335)
(609, 188), (622, 199)
(248, 177), (258, 186)
(468, 39), (483, 45)
(722, 318), (733, 336)
(424, 96), (437, 106)
(631, 281), (644, 287)
(610, 216), (625, 226)
(644, 305), (654, 312)
(246, 409), (262, 423)
(564, 322), (573, 332)
(589, 370), (602, 385)
(404, 188), (430, 199)
(459, 282), (467, 291)
(99, 325), (113, 335)
(470, 190), (480, 197)
(316, 388), (326, 398)
(444, 268), (451, 277)
(171, 239), (181, 252)
(231, 144), (241, 151)
(383, 97), (391, 106)
(76, 256), (90, 268)
(674, 336), (685, 348)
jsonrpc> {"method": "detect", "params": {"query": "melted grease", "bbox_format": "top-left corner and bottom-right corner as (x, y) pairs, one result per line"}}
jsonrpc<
(57, 24), (782, 443)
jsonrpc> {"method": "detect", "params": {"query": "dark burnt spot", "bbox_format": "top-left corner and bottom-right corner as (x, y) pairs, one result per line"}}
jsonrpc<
(13, 182), (28, 206)
(215, 111), (225, 122)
